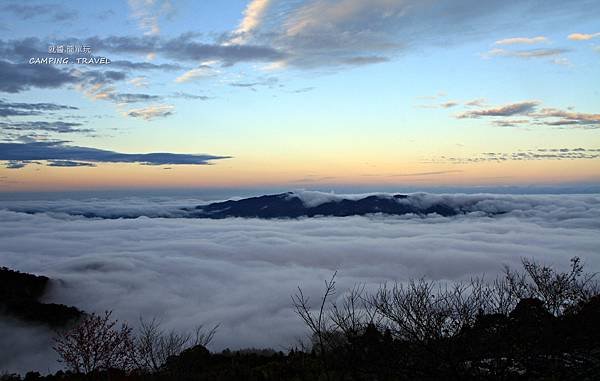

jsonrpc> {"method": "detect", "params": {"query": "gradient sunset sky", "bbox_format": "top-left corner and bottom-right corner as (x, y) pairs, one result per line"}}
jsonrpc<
(1, 0), (599, 192)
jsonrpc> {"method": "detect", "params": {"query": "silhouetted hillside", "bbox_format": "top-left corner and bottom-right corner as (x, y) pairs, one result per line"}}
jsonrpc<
(187, 192), (459, 218)
(0, 267), (83, 327)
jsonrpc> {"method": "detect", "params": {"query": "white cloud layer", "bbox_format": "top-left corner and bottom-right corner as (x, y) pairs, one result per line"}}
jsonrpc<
(1, 193), (599, 373)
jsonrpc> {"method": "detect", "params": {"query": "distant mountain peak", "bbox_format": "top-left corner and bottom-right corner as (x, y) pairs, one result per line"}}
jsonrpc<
(186, 192), (458, 219)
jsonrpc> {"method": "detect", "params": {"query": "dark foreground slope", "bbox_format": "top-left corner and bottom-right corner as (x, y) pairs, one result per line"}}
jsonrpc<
(186, 192), (458, 218)
(4, 296), (600, 381)
(0, 267), (82, 327)
(3, 258), (600, 381)
(158, 297), (600, 380)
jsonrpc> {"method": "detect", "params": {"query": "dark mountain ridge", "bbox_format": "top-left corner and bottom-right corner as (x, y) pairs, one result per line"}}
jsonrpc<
(186, 192), (460, 219)
(0, 267), (82, 327)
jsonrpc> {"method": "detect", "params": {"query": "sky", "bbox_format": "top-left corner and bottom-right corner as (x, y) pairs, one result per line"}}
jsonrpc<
(1, 0), (600, 192)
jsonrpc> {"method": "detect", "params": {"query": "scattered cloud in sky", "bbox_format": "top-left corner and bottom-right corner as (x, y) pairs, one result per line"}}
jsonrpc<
(484, 48), (568, 59)
(438, 148), (600, 164)
(46, 160), (96, 167)
(465, 98), (487, 107)
(1, 2), (77, 22)
(128, 0), (174, 36)
(228, 76), (279, 91)
(0, 100), (77, 117)
(171, 92), (212, 100)
(175, 65), (219, 83)
(108, 93), (162, 104)
(4, 160), (28, 169)
(229, 0), (273, 45)
(128, 76), (149, 88)
(457, 101), (540, 118)
(110, 60), (183, 71)
(124, 104), (175, 120)
(85, 35), (286, 66)
(290, 87), (315, 94)
(0, 60), (78, 93)
(454, 99), (600, 129)
(0, 121), (93, 135)
(483, 33), (570, 64)
(568, 32), (600, 41)
(441, 101), (459, 109)
(494, 36), (548, 45)
(392, 170), (464, 177)
(223, 0), (598, 69)
(0, 141), (230, 168)
(531, 108), (600, 127)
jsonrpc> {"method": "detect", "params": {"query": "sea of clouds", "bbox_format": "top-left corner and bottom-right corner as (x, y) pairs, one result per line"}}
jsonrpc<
(1, 192), (599, 373)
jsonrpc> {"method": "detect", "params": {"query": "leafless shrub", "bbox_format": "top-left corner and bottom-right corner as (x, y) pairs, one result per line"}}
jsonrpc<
(372, 279), (454, 343)
(446, 277), (494, 332)
(292, 271), (337, 356)
(192, 323), (219, 348)
(137, 317), (218, 372)
(329, 284), (369, 339)
(294, 257), (598, 353)
(490, 266), (530, 315)
(53, 311), (136, 374)
(520, 256), (597, 315)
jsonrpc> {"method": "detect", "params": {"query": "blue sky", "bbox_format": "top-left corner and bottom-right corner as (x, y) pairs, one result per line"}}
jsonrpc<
(0, 0), (599, 191)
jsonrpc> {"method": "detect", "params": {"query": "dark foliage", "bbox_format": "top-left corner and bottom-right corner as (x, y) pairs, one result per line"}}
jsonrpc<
(0, 267), (83, 327)
(0, 267), (48, 300)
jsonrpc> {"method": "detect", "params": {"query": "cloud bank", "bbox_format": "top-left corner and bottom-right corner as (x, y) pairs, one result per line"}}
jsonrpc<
(0, 192), (599, 373)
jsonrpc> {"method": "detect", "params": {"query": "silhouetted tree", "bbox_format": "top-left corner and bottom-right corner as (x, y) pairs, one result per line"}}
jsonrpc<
(137, 317), (218, 372)
(292, 271), (337, 379)
(53, 311), (136, 374)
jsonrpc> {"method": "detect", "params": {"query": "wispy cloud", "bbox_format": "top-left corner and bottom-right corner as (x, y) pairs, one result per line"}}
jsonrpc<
(229, 0), (273, 45)
(128, 0), (174, 36)
(0, 121), (93, 134)
(0, 60), (78, 93)
(484, 48), (568, 59)
(391, 170), (464, 177)
(108, 93), (162, 104)
(111, 60), (183, 71)
(456, 101), (540, 118)
(438, 148), (600, 164)
(465, 98), (487, 107)
(228, 76), (278, 91)
(531, 108), (600, 127)
(568, 32), (600, 41)
(495, 36), (548, 45)
(440, 101), (459, 109)
(171, 92), (212, 101)
(234, 0), (596, 69)
(454, 99), (599, 129)
(47, 160), (96, 167)
(128, 76), (149, 88)
(0, 141), (230, 168)
(175, 65), (219, 83)
(1, 2), (77, 22)
(0, 100), (77, 117)
(124, 104), (174, 120)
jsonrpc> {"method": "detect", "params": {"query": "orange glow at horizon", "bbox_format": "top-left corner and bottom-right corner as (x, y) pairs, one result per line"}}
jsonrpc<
(1, 158), (600, 192)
